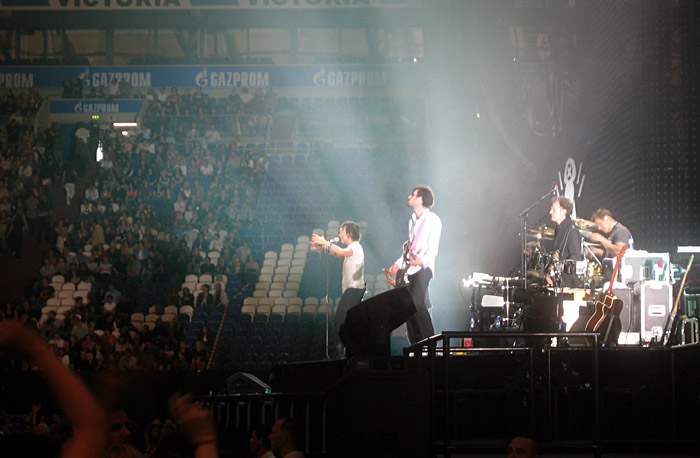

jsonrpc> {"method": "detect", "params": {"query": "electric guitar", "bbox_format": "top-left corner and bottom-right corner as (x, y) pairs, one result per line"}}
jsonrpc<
(585, 245), (627, 345)
(662, 254), (694, 346)
(383, 241), (410, 288)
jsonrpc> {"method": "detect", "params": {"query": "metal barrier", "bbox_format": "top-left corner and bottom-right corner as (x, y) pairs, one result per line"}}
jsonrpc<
(404, 331), (601, 458)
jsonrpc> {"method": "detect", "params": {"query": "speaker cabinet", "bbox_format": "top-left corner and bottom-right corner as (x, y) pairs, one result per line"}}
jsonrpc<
(339, 286), (416, 358)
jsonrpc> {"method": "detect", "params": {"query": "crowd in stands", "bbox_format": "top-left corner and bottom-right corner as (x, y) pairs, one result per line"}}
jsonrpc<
(1, 88), (282, 378)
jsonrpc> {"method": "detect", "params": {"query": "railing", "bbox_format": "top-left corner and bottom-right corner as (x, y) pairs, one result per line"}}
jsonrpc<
(404, 332), (602, 458)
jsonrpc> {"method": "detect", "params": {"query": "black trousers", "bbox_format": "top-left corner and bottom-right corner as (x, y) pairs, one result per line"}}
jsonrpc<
(334, 287), (366, 343)
(405, 268), (435, 344)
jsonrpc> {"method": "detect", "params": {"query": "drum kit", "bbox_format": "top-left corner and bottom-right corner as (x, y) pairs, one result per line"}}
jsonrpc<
(524, 218), (605, 288)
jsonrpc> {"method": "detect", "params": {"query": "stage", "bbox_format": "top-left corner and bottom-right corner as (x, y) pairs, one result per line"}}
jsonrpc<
(203, 332), (700, 457)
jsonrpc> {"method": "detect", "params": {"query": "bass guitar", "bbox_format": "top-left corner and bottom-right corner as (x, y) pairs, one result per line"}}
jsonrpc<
(662, 254), (694, 346)
(585, 245), (627, 345)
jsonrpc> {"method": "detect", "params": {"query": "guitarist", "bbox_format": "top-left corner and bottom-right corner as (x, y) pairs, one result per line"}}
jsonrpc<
(387, 185), (442, 345)
(548, 196), (584, 287)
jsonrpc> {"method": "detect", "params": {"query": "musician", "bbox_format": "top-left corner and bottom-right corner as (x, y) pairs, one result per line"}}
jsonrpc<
(310, 221), (365, 357)
(587, 208), (631, 259)
(387, 185), (442, 344)
(548, 196), (583, 287)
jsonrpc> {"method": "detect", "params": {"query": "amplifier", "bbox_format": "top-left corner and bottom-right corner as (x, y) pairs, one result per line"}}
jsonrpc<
(620, 251), (670, 284)
(634, 281), (673, 343)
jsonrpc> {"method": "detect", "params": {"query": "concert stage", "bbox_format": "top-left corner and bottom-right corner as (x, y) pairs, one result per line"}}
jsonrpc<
(206, 332), (700, 457)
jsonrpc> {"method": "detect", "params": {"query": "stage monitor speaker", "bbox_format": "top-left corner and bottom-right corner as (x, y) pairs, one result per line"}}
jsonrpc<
(227, 372), (270, 395)
(339, 286), (416, 359)
(635, 281), (672, 343)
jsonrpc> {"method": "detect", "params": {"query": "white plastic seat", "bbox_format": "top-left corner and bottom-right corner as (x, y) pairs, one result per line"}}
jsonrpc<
(199, 274), (213, 284)
(290, 266), (304, 275)
(241, 305), (256, 318)
(312, 228), (324, 236)
(185, 274), (199, 283)
(287, 273), (302, 283)
(51, 275), (65, 284)
(268, 289), (282, 298)
(243, 297), (259, 307)
(49, 282), (64, 293)
(280, 243), (294, 252)
(296, 235), (310, 244)
(288, 297), (303, 307)
(131, 312), (145, 323)
(258, 297), (274, 307)
(293, 250), (307, 259)
(214, 274), (228, 285)
(274, 265), (290, 275)
(285, 281), (300, 291)
(181, 281), (196, 292)
(164, 305), (178, 315)
(162, 313), (176, 323)
(272, 273), (287, 283)
(253, 290), (268, 298)
(47, 298), (61, 307)
(145, 313), (159, 324)
(262, 258), (277, 267)
(260, 265), (275, 275)
(258, 273), (273, 283)
(264, 251), (278, 260)
(179, 306), (194, 319)
(58, 291), (74, 299)
(256, 305), (272, 317)
(294, 243), (309, 253)
(270, 281), (285, 291)
(274, 297), (290, 306)
(287, 305), (302, 315)
(77, 281), (92, 291)
(62, 283), (76, 291)
(276, 258), (291, 267)
(271, 305), (287, 316)
(57, 305), (73, 315)
(302, 305), (317, 315)
(255, 281), (271, 291)
(278, 251), (293, 260)
(283, 290), (297, 298)
(73, 291), (89, 301)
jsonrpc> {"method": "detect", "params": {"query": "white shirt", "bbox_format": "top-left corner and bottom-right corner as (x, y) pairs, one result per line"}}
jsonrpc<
(342, 240), (364, 292)
(395, 208), (442, 276)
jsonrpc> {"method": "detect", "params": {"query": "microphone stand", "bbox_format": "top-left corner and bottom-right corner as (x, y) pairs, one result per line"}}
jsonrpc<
(324, 248), (331, 360)
(519, 187), (556, 290)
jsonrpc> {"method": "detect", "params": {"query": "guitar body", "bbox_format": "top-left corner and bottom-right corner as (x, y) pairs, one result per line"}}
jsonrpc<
(585, 245), (628, 344)
(593, 295), (624, 345)
(585, 301), (605, 332)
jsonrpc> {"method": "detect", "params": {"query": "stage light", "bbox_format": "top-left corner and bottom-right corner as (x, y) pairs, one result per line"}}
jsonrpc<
(113, 122), (137, 127)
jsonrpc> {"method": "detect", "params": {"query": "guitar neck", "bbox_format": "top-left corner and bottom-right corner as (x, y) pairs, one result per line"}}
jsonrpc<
(606, 245), (628, 295)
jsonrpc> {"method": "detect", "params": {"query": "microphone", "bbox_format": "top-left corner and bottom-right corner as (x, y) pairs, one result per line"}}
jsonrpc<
(329, 237), (341, 244)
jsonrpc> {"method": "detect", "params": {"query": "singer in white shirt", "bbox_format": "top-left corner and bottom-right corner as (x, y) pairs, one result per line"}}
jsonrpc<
(310, 221), (365, 357)
(388, 185), (442, 344)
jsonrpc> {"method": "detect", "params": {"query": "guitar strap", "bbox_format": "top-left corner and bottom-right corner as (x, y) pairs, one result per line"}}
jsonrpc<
(409, 212), (429, 255)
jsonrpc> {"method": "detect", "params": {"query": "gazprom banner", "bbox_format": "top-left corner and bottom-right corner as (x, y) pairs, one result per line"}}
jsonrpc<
(0, 0), (419, 10)
(50, 99), (144, 114)
(0, 65), (423, 89)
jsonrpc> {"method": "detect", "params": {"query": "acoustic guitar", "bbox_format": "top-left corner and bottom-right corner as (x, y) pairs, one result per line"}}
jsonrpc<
(585, 245), (627, 345)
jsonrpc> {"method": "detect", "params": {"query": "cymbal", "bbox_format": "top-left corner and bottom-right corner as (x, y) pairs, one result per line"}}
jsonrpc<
(526, 227), (554, 239)
(574, 218), (598, 231)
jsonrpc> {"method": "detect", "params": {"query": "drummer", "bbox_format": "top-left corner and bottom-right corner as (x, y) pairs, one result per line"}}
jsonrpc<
(586, 208), (632, 259)
(548, 196), (583, 287)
